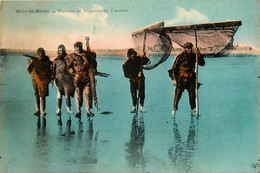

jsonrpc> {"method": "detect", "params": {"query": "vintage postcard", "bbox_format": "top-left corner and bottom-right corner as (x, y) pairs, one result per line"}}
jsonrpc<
(0, 0), (259, 172)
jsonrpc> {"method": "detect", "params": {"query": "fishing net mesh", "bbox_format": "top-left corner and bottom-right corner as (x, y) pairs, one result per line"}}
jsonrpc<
(132, 21), (241, 70)
(165, 25), (240, 56)
(132, 30), (172, 70)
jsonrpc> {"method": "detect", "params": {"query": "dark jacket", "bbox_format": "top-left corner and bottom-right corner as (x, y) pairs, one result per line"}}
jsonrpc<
(171, 51), (205, 81)
(123, 56), (149, 78)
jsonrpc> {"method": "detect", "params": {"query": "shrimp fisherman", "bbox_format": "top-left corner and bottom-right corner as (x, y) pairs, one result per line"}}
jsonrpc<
(123, 48), (149, 113)
(66, 41), (97, 118)
(52, 45), (75, 115)
(27, 48), (52, 116)
(169, 42), (205, 115)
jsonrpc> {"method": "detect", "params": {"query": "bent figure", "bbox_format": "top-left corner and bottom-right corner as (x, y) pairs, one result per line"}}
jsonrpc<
(169, 42), (205, 115)
(66, 41), (97, 118)
(27, 48), (52, 116)
(123, 48), (149, 113)
(53, 45), (75, 115)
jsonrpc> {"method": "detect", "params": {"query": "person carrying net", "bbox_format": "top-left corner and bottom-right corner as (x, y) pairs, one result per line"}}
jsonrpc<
(169, 42), (205, 115)
(123, 48), (149, 113)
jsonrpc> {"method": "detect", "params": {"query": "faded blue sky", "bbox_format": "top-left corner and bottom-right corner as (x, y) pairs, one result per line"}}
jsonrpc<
(0, 0), (259, 50)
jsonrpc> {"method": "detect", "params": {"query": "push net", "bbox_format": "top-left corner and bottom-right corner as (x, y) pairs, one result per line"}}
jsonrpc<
(164, 21), (242, 57)
(132, 22), (172, 70)
(132, 20), (242, 70)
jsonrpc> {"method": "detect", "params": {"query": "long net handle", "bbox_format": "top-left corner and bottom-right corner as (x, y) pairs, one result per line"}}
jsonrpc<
(136, 31), (147, 115)
(195, 29), (199, 116)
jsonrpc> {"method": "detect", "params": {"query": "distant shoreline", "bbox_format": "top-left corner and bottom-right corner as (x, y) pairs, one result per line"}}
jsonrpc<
(0, 46), (259, 60)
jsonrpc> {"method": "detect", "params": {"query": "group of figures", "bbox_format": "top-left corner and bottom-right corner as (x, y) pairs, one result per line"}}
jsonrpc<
(27, 40), (97, 119)
(123, 42), (205, 116)
(27, 40), (205, 119)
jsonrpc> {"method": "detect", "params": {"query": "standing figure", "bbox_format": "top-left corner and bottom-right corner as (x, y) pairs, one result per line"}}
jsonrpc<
(52, 45), (75, 115)
(169, 42), (205, 115)
(66, 41), (97, 118)
(123, 48), (149, 113)
(27, 48), (52, 116)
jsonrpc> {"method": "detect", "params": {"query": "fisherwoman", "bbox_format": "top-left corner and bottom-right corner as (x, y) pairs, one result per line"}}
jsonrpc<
(27, 48), (52, 116)
(52, 45), (75, 115)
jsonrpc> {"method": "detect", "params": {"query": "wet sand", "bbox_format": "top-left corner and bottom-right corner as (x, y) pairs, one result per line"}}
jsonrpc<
(0, 54), (259, 173)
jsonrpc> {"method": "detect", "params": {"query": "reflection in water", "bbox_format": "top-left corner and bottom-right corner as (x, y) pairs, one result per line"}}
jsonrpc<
(62, 117), (75, 137)
(57, 115), (62, 126)
(87, 118), (94, 140)
(82, 117), (98, 164)
(57, 118), (98, 166)
(36, 116), (46, 128)
(37, 117), (41, 128)
(125, 115), (145, 168)
(168, 116), (198, 172)
(33, 125), (50, 172)
(42, 117), (46, 128)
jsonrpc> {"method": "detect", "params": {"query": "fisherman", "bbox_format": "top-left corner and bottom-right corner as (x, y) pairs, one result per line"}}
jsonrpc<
(52, 45), (75, 115)
(27, 48), (52, 116)
(66, 41), (97, 118)
(169, 42), (205, 115)
(123, 48), (149, 113)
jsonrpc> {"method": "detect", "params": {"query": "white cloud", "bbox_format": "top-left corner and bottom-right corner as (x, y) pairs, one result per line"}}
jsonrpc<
(1, 4), (133, 50)
(55, 4), (108, 26)
(165, 7), (210, 26)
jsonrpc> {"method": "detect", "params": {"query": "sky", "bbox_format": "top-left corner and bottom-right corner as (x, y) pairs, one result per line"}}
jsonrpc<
(0, 0), (259, 51)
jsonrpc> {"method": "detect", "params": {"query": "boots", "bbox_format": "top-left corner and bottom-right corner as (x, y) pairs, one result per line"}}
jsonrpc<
(191, 109), (197, 116)
(130, 106), (136, 113)
(172, 108), (176, 115)
(87, 108), (94, 117)
(56, 98), (62, 115)
(34, 96), (40, 116)
(75, 107), (81, 119)
(140, 105), (147, 113)
(66, 107), (73, 114)
(40, 97), (46, 116)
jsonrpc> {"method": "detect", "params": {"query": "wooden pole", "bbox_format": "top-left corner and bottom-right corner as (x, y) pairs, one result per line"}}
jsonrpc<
(194, 29), (199, 116)
(136, 31), (147, 115)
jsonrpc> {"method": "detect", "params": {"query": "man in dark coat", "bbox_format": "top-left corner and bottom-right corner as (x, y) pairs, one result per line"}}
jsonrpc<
(53, 45), (75, 115)
(123, 48), (149, 113)
(169, 42), (205, 115)
(27, 48), (52, 116)
(66, 42), (97, 118)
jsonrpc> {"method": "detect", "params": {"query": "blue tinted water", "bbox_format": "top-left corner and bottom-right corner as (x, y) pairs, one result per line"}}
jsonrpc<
(0, 54), (259, 173)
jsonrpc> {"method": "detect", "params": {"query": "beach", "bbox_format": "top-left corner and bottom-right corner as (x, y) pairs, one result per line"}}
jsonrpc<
(0, 54), (259, 173)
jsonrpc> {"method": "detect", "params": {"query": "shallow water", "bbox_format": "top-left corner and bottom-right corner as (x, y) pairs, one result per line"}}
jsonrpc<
(0, 54), (259, 173)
